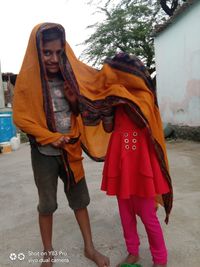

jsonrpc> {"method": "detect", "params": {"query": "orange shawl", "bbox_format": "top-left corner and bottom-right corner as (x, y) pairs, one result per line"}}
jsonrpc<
(13, 23), (172, 221)
(13, 23), (84, 183)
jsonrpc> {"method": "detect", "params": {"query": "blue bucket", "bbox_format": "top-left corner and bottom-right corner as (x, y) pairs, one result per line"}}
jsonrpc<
(0, 113), (16, 142)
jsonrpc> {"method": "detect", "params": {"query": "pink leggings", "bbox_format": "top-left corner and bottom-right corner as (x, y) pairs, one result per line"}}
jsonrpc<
(117, 195), (167, 265)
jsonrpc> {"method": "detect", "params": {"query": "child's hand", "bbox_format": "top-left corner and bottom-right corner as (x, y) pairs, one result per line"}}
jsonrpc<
(101, 107), (114, 118)
(101, 107), (115, 133)
(51, 136), (70, 148)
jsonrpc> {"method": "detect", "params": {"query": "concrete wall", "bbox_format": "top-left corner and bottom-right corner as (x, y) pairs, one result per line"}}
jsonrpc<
(0, 61), (5, 108)
(154, 2), (200, 126)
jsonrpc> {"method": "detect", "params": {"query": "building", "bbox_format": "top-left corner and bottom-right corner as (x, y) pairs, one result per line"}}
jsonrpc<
(0, 69), (17, 109)
(154, 0), (200, 128)
(0, 62), (5, 108)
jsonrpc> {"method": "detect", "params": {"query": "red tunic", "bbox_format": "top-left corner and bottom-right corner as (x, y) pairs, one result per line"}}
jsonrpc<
(101, 106), (170, 199)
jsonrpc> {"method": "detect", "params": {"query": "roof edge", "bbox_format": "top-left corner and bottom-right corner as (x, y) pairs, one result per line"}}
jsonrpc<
(154, 0), (198, 36)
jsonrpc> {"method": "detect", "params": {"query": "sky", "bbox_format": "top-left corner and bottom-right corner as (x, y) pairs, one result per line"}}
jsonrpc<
(0, 0), (104, 73)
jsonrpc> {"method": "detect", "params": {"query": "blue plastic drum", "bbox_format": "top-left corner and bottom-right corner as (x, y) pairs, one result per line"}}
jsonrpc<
(0, 113), (16, 142)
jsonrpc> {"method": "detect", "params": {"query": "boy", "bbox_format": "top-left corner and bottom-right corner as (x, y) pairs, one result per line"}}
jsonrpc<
(13, 23), (110, 267)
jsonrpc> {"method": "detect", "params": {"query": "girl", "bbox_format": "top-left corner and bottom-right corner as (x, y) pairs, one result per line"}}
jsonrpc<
(101, 103), (170, 267)
(78, 54), (172, 267)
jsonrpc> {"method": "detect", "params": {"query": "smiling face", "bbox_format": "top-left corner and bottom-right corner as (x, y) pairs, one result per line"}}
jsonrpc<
(42, 39), (63, 79)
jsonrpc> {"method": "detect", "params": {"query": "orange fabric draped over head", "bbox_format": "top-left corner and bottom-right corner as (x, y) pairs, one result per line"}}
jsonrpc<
(13, 23), (84, 183)
(13, 23), (172, 221)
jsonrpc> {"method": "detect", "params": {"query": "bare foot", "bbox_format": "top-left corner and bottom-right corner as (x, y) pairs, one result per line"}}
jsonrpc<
(85, 247), (110, 267)
(40, 250), (54, 267)
(116, 254), (140, 267)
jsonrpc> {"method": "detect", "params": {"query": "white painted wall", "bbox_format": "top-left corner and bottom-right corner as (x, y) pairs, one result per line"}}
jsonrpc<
(154, 2), (200, 126)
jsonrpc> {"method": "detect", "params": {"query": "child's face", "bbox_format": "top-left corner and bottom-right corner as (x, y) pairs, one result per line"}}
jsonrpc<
(42, 39), (63, 78)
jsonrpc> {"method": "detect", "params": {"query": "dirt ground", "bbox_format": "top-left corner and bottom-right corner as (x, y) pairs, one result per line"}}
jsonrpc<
(0, 140), (200, 267)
